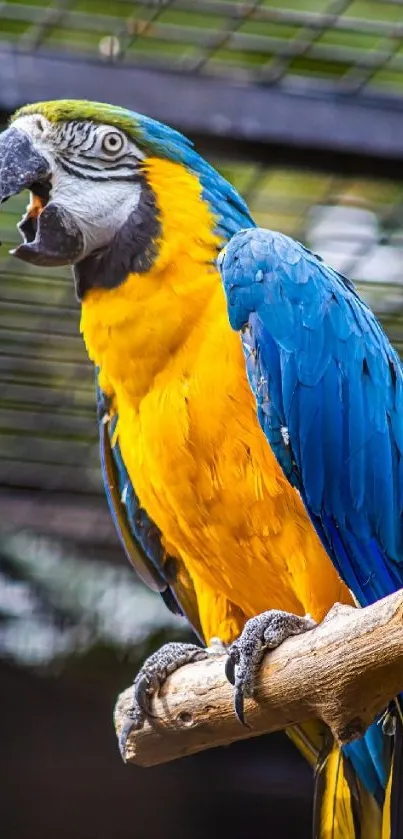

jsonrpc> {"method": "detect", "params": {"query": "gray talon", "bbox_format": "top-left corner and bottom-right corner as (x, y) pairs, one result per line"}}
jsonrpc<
(118, 641), (207, 761)
(227, 610), (316, 726)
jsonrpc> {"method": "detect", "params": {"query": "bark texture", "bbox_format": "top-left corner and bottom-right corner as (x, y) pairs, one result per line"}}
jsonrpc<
(114, 593), (403, 767)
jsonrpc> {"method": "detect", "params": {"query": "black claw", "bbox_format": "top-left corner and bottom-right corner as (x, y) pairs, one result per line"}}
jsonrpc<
(234, 686), (244, 725)
(118, 716), (135, 762)
(234, 686), (250, 728)
(225, 654), (236, 686)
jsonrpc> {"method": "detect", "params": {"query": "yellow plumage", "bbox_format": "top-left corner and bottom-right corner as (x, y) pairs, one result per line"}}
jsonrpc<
(382, 766), (393, 839)
(316, 745), (381, 839)
(81, 157), (352, 643)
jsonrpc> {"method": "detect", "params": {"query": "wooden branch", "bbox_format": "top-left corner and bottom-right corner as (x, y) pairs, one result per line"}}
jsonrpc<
(114, 590), (403, 767)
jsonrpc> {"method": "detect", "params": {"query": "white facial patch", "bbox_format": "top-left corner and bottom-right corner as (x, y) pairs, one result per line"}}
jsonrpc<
(12, 114), (54, 145)
(50, 169), (142, 258)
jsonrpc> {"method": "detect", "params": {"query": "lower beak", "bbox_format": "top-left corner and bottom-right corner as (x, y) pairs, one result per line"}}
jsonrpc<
(0, 126), (84, 266)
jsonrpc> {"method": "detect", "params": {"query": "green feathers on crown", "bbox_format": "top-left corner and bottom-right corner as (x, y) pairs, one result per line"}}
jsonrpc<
(14, 100), (148, 142)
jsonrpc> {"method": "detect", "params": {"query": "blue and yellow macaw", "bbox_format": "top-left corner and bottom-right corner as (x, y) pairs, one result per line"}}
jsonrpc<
(0, 100), (398, 838)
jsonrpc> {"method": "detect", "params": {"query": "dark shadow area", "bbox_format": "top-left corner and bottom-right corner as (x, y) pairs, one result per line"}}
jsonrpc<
(0, 653), (312, 839)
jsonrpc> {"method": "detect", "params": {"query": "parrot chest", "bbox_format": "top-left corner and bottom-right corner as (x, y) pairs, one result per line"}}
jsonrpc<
(82, 274), (350, 623)
(114, 341), (347, 623)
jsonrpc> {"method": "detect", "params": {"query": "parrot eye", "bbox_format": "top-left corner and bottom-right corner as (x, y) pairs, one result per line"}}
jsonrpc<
(101, 131), (124, 156)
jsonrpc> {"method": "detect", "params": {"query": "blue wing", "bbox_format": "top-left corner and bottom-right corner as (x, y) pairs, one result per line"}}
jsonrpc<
(96, 377), (203, 641)
(219, 227), (403, 609)
(218, 227), (403, 803)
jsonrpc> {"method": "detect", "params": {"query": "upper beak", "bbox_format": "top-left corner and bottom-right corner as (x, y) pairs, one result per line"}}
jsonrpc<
(0, 126), (50, 204)
(0, 125), (84, 266)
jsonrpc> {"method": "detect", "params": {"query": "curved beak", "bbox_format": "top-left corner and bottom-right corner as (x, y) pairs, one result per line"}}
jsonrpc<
(0, 126), (50, 204)
(0, 126), (84, 266)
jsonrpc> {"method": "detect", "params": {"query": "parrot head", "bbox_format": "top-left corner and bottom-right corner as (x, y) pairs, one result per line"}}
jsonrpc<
(0, 99), (253, 298)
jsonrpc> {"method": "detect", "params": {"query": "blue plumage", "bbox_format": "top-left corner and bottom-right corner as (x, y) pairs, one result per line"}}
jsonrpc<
(135, 109), (254, 238)
(219, 226), (403, 798)
(220, 227), (403, 604)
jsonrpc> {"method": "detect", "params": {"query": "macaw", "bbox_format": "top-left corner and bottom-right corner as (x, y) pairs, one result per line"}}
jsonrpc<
(0, 99), (397, 838)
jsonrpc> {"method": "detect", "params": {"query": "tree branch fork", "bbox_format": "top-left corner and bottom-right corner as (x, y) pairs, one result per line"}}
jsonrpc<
(114, 590), (403, 767)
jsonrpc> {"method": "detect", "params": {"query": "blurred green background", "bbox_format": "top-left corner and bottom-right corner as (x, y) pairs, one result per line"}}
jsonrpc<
(1, 1), (403, 837)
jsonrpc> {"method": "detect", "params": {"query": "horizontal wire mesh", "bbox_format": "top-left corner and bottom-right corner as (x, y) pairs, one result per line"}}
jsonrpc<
(1, 0), (403, 93)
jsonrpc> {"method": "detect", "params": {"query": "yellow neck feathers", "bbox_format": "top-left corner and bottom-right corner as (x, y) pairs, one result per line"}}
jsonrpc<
(80, 157), (224, 400)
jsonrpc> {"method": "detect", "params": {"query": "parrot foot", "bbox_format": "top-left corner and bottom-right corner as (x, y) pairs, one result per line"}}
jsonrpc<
(225, 610), (316, 726)
(118, 641), (209, 760)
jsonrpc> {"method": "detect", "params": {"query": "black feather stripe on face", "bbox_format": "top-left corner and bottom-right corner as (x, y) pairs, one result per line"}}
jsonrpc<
(56, 156), (140, 180)
(73, 175), (160, 300)
(51, 120), (143, 180)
